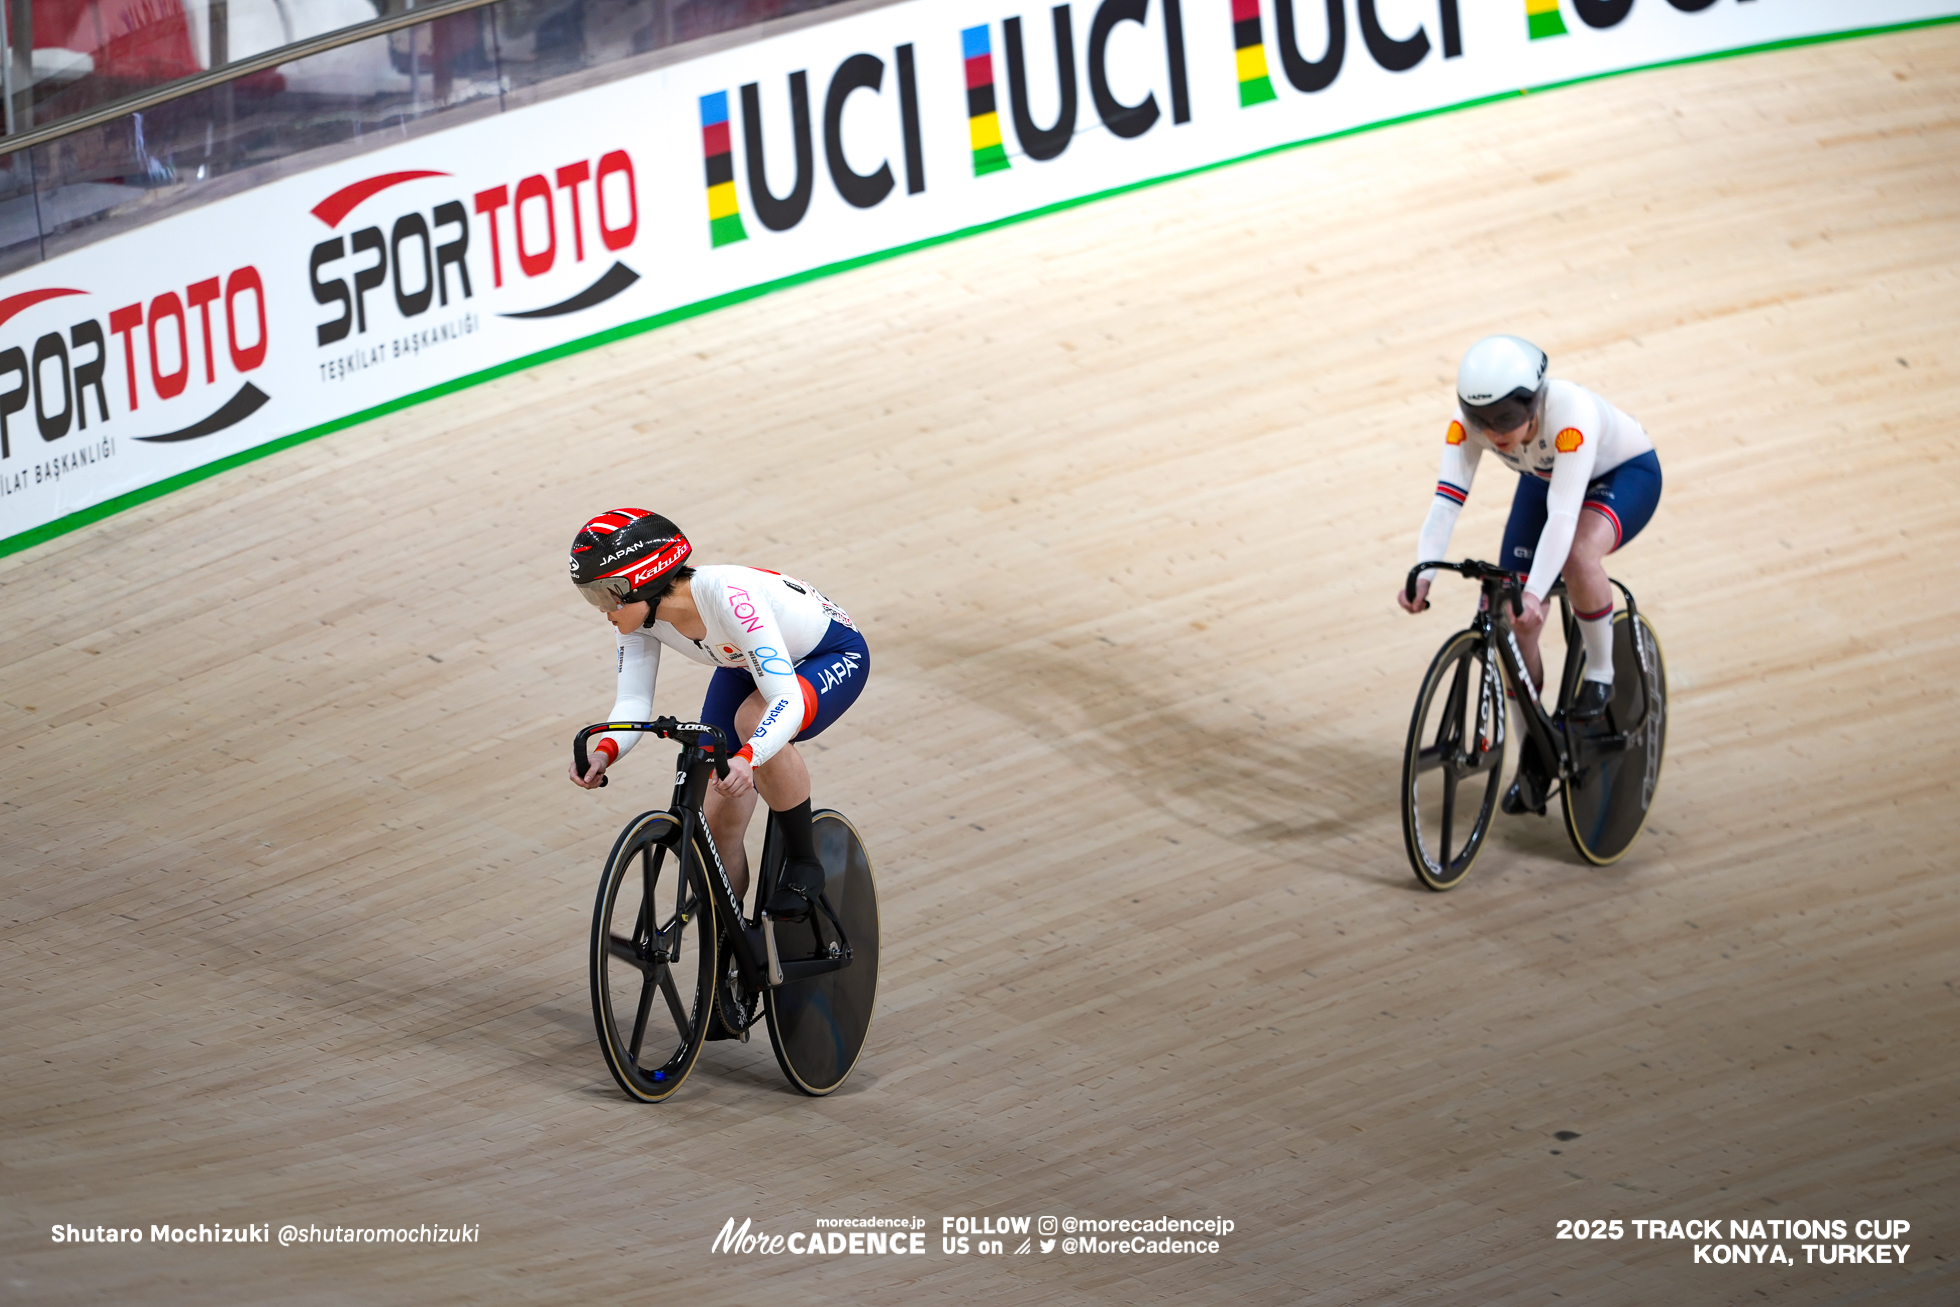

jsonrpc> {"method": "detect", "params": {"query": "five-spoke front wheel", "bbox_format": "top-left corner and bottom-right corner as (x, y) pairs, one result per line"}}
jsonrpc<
(590, 812), (718, 1102)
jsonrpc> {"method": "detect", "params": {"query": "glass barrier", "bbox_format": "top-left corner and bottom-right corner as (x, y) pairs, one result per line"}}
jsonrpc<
(0, 0), (864, 271)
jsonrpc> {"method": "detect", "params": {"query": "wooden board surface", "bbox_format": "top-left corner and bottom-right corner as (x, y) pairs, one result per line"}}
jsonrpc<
(4, 25), (1958, 1306)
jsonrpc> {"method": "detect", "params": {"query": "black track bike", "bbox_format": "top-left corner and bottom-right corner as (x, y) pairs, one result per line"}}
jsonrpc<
(573, 720), (878, 1101)
(1399, 560), (1667, 891)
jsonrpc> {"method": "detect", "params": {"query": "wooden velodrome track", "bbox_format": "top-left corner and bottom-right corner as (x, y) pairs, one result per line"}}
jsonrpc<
(5, 24), (1958, 1306)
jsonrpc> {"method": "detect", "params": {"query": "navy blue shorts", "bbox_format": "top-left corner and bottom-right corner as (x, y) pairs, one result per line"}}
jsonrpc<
(699, 619), (868, 759)
(1500, 450), (1662, 575)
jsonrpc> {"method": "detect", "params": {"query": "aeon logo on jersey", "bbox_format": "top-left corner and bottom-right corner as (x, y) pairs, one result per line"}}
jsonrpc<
(0, 267), (272, 494)
(724, 584), (766, 634)
(306, 156), (643, 381)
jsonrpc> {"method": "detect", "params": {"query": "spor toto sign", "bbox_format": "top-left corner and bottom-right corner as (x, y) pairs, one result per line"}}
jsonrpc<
(1, 0), (1951, 549)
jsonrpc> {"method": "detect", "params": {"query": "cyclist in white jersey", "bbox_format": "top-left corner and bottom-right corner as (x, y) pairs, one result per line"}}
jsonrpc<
(565, 509), (868, 918)
(1399, 336), (1663, 811)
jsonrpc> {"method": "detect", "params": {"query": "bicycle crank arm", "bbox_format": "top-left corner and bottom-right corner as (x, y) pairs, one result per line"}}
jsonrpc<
(761, 918), (783, 988)
(1415, 745), (1505, 776)
(747, 918), (854, 988)
(775, 954), (853, 983)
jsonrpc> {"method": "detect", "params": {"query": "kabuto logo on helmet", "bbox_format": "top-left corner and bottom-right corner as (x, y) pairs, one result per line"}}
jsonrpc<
(626, 543), (688, 588)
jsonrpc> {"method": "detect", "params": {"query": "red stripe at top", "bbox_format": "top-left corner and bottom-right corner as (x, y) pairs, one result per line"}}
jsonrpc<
(0, 287), (84, 328)
(310, 170), (449, 228)
(585, 508), (648, 534)
(701, 120), (731, 157)
(964, 54), (993, 89)
(1231, 0), (1260, 21)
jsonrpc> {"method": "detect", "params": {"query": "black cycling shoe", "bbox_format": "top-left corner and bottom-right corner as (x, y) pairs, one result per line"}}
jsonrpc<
(1568, 678), (1614, 722)
(763, 857), (826, 920)
(1502, 763), (1549, 817)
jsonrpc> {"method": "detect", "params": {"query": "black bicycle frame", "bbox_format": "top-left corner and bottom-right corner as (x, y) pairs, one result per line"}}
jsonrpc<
(1406, 561), (1654, 785)
(574, 719), (853, 992)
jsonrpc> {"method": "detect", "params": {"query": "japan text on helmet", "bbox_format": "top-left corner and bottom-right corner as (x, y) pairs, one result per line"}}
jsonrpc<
(1456, 335), (1548, 434)
(569, 509), (691, 609)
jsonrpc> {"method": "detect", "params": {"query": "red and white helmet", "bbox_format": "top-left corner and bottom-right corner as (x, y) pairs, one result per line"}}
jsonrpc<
(568, 509), (691, 609)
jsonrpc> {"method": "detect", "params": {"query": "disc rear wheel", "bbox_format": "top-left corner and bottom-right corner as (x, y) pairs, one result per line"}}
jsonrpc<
(1561, 613), (1667, 865)
(764, 810), (878, 1095)
(1402, 629), (1509, 890)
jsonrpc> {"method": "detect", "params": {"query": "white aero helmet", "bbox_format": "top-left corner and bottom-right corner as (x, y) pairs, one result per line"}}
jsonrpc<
(1457, 334), (1547, 433)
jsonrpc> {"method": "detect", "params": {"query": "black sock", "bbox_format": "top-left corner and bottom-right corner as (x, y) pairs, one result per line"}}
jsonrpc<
(777, 799), (816, 863)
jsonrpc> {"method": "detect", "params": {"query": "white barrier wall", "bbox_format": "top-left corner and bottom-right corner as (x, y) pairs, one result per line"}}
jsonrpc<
(2, 0), (1954, 552)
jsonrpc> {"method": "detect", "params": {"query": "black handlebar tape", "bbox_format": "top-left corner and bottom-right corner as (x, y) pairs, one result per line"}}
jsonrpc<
(700, 723), (731, 780)
(572, 727), (610, 787)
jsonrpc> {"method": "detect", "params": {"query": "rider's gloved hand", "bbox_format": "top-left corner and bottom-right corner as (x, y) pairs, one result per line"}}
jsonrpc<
(1399, 577), (1431, 613)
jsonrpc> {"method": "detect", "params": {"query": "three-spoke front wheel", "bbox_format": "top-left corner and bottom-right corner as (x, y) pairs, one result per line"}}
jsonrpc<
(1402, 629), (1509, 891)
(590, 812), (718, 1102)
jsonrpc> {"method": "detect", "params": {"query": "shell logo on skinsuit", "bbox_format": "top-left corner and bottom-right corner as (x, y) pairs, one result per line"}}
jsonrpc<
(1446, 421), (1466, 446)
(1555, 427), (1584, 453)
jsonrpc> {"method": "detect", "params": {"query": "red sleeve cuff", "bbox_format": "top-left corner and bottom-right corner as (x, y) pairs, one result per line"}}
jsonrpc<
(733, 743), (754, 764)
(594, 737), (619, 764)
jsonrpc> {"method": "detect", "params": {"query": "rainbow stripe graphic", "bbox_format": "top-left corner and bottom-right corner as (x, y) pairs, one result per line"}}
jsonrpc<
(961, 25), (1011, 176)
(1231, 0), (1276, 107)
(699, 91), (748, 248)
(1526, 0), (1567, 40)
